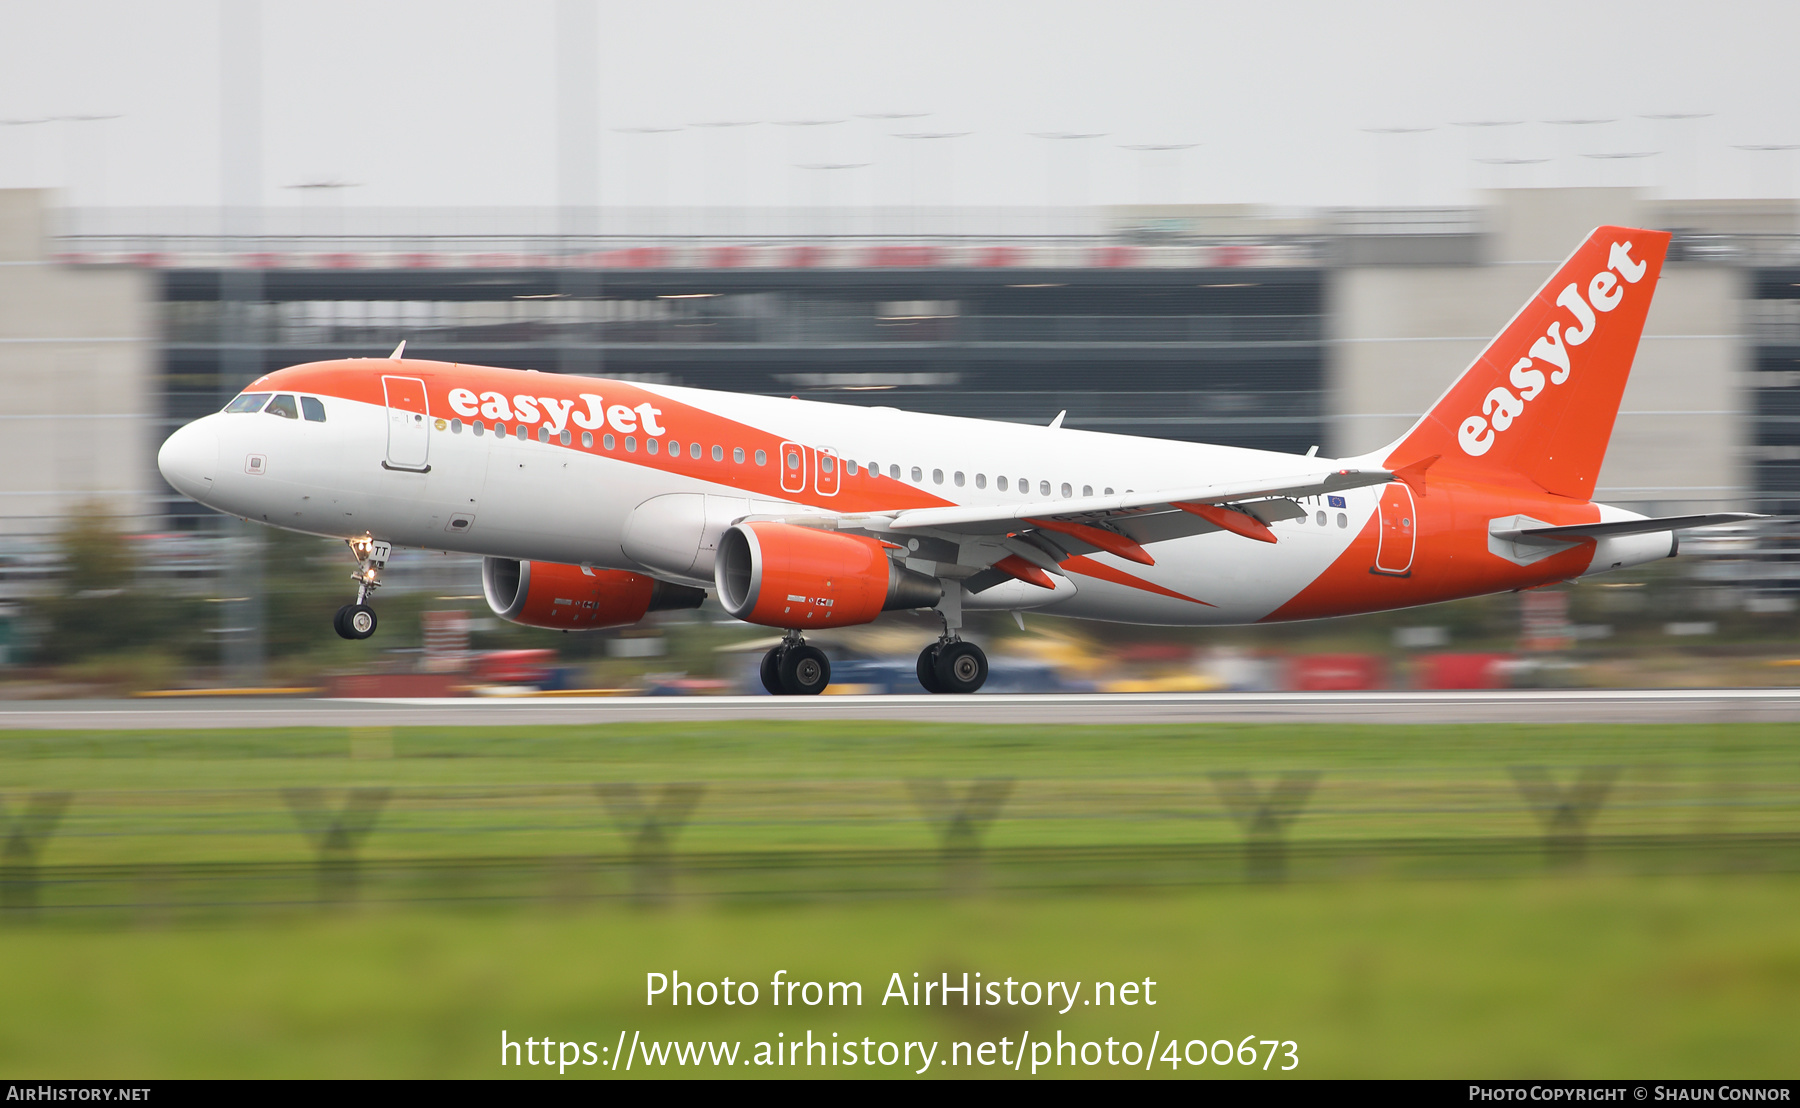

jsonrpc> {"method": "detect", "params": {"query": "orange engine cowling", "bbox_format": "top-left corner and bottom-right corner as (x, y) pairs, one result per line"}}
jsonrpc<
(481, 558), (705, 630)
(713, 521), (941, 629)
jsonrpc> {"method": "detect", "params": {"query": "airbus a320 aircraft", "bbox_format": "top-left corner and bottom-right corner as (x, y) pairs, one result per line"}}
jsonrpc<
(157, 226), (1754, 695)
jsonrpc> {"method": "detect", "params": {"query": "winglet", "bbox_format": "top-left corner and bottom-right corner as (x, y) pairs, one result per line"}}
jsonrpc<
(388, 340), (406, 361)
(1392, 454), (1440, 498)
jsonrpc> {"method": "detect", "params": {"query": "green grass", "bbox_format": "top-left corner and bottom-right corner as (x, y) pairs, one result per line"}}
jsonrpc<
(0, 877), (1795, 1078)
(0, 721), (1795, 1077)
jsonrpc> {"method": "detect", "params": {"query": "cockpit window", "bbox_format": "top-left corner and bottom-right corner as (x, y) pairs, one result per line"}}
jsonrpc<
(264, 394), (300, 419)
(301, 396), (326, 422)
(224, 392), (271, 414)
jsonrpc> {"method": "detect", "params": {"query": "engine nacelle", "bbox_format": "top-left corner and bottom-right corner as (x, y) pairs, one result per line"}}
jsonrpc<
(481, 558), (705, 630)
(714, 521), (941, 629)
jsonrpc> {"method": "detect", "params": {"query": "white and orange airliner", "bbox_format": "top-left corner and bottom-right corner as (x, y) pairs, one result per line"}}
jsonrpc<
(156, 226), (1753, 694)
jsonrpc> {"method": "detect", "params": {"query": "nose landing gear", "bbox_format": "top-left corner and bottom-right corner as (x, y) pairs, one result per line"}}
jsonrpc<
(760, 632), (832, 696)
(334, 537), (390, 641)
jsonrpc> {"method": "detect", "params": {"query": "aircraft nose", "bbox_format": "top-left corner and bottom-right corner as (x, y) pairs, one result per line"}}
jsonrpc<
(158, 420), (219, 500)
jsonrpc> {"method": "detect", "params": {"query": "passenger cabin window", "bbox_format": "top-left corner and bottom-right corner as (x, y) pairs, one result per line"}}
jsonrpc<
(301, 396), (327, 422)
(604, 433), (616, 450)
(997, 476), (1008, 491)
(582, 431), (593, 447)
(755, 449), (767, 466)
(911, 466), (922, 483)
(976, 474), (987, 489)
(224, 392), (270, 414)
(734, 447), (745, 463)
(264, 394), (299, 419)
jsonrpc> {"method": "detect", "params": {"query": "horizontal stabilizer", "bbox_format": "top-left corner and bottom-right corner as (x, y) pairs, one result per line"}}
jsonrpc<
(1497, 513), (1765, 543)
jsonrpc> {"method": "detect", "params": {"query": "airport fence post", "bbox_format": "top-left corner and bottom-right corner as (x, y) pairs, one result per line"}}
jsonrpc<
(1210, 771), (1321, 884)
(282, 787), (392, 905)
(905, 778), (1015, 894)
(594, 783), (705, 904)
(1510, 765), (1621, 867)
(0, 791), (71, 915)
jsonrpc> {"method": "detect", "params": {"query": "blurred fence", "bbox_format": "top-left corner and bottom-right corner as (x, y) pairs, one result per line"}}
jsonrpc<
(4, 754), (1797, 920)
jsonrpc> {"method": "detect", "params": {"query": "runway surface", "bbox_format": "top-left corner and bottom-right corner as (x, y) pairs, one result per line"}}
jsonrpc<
(0, 688), (1798, 728)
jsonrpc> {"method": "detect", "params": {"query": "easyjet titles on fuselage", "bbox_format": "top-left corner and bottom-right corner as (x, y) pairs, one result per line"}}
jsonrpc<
(446, 388), (666, 437)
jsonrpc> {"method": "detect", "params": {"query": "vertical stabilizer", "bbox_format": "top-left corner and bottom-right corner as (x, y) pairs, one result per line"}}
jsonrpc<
(1378, 226), (1670, 501)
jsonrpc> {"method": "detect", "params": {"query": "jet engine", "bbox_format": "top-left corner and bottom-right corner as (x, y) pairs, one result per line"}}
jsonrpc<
(481, 558), (705, 631)
(714, 522), (941, 629)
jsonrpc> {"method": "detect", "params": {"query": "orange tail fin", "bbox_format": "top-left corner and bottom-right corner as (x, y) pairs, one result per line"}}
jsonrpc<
(1379, 226), (1670, 501)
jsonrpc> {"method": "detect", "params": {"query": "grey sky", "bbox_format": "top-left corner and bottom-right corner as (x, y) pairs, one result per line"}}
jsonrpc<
(2, 0), (1797, 211)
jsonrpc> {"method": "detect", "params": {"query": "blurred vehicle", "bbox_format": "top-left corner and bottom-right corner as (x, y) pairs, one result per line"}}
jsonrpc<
(1413, 652), (1512, 690)
(473, 649), (556, 686)
(1286, 654), (1386, 691)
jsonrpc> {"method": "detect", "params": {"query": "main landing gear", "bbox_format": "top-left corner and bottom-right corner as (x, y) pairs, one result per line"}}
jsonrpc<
(333, 537), (391, 641)
(913, 594), (988, 694)
(916, 637), (988, 695)
(760, 632), (832, 696)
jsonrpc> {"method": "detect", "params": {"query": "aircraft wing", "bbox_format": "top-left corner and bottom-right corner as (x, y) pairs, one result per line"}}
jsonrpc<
(751, 466), (1397, 589)
(845, 466), (1393, 536)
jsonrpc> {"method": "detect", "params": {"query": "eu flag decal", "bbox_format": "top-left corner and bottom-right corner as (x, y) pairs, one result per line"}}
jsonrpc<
(1327, 495), (1346, 508)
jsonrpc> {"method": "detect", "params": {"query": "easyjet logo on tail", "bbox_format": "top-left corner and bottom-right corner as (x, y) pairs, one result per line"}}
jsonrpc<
(1457, 240), (1648, 457)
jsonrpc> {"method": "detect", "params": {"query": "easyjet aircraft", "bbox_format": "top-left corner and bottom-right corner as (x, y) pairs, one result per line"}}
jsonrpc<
(157, 226), (1753, 694)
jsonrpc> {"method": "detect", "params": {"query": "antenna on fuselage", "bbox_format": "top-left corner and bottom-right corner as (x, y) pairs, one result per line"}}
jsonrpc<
(1048, 410), (1066, 429)
(388, 340), (406, 360)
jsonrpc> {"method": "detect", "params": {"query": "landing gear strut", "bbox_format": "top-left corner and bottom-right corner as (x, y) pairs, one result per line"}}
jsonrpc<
(760, 632), (831, 696)
(334, 537), (390, 641)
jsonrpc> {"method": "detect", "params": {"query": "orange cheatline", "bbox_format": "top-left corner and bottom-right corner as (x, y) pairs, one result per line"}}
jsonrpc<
(1024, 518), (1154, 566)
(993, 555), (1056, 590)
(1173, 502), (1278, 544)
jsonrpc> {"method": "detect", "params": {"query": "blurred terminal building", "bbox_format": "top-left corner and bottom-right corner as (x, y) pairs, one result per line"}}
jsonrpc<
(0, 184), (1797, 601)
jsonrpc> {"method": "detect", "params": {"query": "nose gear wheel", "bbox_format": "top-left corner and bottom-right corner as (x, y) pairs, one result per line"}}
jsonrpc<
(334, 603), (378, 641)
